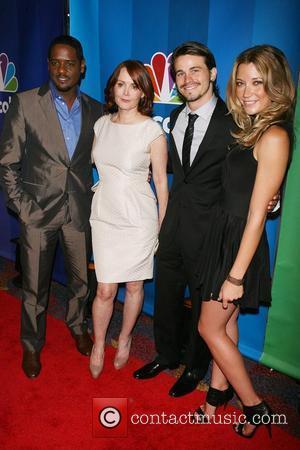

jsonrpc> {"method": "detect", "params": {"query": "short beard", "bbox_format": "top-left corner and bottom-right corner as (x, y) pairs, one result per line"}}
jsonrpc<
(180, 82), (212, 104)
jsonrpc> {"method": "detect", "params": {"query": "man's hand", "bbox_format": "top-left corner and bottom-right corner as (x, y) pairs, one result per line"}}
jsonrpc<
(267, 192), (280, 213)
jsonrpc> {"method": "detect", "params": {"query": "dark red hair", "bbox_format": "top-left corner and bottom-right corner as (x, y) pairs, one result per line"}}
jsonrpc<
(105, 60), (154, 116)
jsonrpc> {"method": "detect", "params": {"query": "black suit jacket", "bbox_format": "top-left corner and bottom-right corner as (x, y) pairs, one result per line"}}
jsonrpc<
(160, 98), (236, 253)
(0, 83), (104, 230)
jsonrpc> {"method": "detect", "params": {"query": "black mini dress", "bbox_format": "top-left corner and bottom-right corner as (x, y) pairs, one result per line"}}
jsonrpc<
(198, 144), (271, 311)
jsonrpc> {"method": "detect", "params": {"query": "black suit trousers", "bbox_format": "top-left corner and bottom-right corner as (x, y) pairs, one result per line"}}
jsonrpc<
(154, 208), (211, 369)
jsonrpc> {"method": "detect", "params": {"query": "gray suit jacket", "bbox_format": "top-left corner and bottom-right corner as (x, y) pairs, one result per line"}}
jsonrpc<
(0, 83), (103, 230)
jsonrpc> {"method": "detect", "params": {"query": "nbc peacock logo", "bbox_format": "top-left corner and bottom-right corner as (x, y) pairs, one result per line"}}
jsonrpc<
(0, 53), (18, 93)
(145, 52), (181, 105)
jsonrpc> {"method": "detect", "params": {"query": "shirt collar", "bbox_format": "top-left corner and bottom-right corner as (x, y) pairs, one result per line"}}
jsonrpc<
(49, 80), (81, 103)
(185, 94), (217, 120)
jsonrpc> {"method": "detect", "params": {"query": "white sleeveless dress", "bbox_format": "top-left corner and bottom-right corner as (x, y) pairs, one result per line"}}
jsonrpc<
(90, 114), (164, 283)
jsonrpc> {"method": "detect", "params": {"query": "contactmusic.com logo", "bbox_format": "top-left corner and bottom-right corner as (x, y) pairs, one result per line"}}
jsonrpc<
(145, 52), (181, 105)
(93, 398), (128, 437)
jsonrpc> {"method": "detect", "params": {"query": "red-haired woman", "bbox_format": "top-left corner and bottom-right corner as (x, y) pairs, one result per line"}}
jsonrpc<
(89, 60), (168, 378)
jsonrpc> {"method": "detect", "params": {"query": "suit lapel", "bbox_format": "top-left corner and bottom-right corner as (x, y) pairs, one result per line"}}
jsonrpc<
(187, 98), (226, 174)
(38, 85), (70, 164)
(71, 94), (91, 162)
(170, 104), (185, 172)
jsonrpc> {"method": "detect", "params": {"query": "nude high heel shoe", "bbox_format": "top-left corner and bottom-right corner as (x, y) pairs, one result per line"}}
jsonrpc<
(114, 336), (132, 370)
(89, 345), (104, 379)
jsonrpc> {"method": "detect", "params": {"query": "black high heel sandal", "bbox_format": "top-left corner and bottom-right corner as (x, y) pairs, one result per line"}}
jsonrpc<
(194, 385), (234, 423)
(234, 401), (272, 438)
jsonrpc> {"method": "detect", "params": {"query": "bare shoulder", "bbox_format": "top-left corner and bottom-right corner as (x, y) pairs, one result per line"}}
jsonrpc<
(255, 125), (290, 161)
(259, 125), (289, 146)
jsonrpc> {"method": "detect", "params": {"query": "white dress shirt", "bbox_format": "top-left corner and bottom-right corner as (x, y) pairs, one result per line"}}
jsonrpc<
(172, 94), (218, 164)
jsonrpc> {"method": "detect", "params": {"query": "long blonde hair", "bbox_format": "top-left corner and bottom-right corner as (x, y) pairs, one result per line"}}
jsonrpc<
(227, 45), (295, 147)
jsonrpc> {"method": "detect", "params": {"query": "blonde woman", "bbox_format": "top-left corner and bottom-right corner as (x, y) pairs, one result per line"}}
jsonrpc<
(194, 45), (295, 438)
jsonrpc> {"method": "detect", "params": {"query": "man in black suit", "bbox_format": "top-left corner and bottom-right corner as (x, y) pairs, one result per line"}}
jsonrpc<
(0, 35), (103, 378)
(134, 41), (235, 396)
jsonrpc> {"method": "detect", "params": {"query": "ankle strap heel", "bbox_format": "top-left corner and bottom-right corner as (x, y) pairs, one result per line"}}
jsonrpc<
(234, 401), (272, 438)
(194, 385), (234, 423)
(206, 385), (234, 407)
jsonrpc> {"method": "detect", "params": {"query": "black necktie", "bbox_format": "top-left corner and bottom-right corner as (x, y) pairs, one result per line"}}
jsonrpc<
(182, 113), (198, 174)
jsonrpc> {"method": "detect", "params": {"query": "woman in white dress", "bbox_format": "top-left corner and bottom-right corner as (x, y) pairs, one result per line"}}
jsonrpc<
(89, 60), (168, 378)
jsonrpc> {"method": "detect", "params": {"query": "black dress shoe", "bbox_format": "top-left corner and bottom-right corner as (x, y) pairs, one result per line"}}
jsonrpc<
(133, 359), (179, 379)
(22, 350), (41, 378)
(72, 331), (93, 356)
(169, 367), (207, 397)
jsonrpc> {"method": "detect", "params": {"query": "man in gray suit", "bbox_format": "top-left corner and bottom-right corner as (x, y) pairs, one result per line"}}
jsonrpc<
(0, 35), (103, 378)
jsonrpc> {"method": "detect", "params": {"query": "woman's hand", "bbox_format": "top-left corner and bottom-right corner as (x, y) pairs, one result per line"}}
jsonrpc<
(218, 280), (243, 309)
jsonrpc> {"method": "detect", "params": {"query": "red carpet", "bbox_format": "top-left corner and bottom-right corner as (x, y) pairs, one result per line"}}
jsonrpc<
(0, 292), (298, 450)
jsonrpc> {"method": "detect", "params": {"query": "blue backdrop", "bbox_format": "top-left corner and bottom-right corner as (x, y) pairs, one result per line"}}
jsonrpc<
(69, 0), (300, 362)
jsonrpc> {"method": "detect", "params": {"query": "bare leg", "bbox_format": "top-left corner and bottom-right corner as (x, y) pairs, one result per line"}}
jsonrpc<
(211, 307), (239, 387)
(201, 307), (239, 417)
(114, 280), (144, 369)
(90, 282), (118, 377)
(199, 300), (261, 434)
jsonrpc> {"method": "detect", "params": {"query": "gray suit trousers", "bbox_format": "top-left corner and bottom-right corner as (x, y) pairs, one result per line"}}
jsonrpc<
(20, 203), (91, 352)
